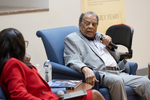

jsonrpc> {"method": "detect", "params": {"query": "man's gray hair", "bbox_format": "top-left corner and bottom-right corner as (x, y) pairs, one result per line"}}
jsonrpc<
(79, 11), (99, 25)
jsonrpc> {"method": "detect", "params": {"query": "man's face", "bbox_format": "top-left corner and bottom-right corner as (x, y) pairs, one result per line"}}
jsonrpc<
(79, 14), (98, 38)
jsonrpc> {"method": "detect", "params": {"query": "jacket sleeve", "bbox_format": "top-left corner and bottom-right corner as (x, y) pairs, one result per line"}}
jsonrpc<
(3, 60), (41, 100)
(64, 36), (87, 73)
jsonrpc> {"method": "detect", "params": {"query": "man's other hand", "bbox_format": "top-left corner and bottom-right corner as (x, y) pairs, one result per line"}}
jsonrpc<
(101, 35), (112, 49)
(81, 66), (99, 87)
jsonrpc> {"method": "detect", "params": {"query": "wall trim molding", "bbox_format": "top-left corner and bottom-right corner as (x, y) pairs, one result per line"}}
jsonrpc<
(0, 6), (49, 15)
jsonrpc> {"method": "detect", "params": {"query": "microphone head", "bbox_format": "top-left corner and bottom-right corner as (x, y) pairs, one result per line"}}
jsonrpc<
(57, 90), (64, 99)
(96, 33), (103, 40)
(96, 33), (118, 49)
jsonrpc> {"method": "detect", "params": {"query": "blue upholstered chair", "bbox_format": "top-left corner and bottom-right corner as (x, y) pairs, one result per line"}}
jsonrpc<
(36, 26), (143, 100)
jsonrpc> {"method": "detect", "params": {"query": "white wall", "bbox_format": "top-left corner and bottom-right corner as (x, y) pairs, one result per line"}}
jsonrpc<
(0, 0), (49, 8)
(125, 0), (150, 68)
(0, 0), (81, 78)
(0, 0), (150, 78)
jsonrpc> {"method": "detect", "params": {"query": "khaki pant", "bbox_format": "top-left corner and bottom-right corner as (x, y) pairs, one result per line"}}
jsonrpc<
(101, 71), (150, 100)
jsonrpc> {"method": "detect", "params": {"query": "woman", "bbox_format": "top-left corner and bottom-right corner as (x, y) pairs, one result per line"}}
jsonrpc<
(0, 28), (105, 100)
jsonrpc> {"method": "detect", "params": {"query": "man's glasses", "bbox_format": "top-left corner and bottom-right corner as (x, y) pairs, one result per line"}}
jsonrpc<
(25, 41), (29, 48)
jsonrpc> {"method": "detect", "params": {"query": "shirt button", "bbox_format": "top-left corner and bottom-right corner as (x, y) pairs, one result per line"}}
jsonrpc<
(42, 91), (45, 94)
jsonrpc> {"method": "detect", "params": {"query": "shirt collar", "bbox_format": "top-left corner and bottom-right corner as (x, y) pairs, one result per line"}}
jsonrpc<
(81, 31), (96, 41)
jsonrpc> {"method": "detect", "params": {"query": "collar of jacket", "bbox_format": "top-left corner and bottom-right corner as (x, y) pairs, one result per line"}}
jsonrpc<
(80, 31), (96, 41)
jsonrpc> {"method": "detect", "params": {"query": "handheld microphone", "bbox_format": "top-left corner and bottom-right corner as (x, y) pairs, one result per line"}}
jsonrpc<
(96, 34), (118, 49)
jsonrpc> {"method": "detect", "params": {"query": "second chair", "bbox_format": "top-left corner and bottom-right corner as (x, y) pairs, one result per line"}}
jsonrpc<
(106, 24), (134, 61)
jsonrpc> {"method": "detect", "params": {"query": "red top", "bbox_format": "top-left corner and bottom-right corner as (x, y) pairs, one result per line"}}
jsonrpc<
(0, 58), (92, 100)
(0, 58), (59, 100)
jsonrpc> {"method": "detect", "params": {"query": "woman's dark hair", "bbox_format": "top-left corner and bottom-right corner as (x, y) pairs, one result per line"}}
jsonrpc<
(79, 11), (99, 25)
(0, 28), (26, 75)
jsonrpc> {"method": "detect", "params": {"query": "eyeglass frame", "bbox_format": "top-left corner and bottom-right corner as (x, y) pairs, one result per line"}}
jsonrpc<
(25, 41), (29, 48)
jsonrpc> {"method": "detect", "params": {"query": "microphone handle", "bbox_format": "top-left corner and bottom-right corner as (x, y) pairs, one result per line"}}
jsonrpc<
(109, 42), (118, 49)
(99, 34), (118, 49)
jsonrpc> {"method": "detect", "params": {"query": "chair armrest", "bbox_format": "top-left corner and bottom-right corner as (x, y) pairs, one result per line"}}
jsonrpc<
(128, 62), (138, 75)
(51, 61), (85, 79)
(51, 88), (66, 94)
(51, 61), (100, 90)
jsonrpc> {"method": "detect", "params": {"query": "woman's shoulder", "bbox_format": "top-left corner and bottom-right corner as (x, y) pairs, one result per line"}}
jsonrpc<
(7, 58), (22, 64)
(3, 58), (24, 71)
(1, 58), (27, 80)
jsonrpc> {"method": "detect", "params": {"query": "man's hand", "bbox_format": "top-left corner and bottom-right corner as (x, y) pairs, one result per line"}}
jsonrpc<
(101, 35), (112, 49)
(81, 67), (99, 87)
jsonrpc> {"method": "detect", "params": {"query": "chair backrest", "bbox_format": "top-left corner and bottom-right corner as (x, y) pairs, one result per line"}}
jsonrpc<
(106, 24), (134, 49)
(106, 24), (134, 60)
(36, 26), (79, 65)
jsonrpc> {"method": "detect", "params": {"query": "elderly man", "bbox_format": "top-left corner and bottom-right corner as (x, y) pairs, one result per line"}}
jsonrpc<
(64, 11), (150, 100)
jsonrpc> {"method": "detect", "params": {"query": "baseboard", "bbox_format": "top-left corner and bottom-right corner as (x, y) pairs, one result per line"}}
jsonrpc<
(136, 66), (148, 76)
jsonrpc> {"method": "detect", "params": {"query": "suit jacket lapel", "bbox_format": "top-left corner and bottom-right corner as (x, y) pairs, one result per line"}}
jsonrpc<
(77, 31), (102, 59)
